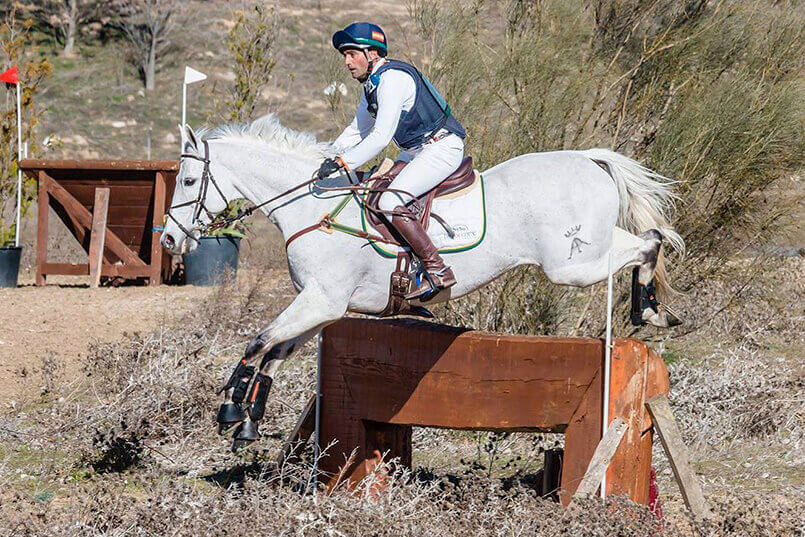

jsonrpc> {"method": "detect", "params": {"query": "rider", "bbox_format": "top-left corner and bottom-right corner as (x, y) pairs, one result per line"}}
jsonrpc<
(317, 22), (467, 300)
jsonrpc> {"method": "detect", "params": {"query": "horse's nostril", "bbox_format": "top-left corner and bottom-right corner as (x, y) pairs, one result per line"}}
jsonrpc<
(163, 234), (175, 249)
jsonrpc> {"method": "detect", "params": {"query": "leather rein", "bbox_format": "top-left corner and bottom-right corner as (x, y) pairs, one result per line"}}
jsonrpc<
(166, 140), (422, 247)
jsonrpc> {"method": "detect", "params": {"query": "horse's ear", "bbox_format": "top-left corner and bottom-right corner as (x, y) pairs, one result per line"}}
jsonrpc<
(181, 124), (199, 154)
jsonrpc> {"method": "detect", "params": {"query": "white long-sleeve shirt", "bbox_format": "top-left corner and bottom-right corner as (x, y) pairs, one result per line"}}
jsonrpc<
(333, 59), (416, 170)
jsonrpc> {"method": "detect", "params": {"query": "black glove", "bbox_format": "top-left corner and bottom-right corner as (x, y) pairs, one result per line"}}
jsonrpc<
(317, 157), (342, 179)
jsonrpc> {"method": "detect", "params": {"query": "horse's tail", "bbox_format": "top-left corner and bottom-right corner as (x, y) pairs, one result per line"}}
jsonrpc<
(580, 148), (685, 297)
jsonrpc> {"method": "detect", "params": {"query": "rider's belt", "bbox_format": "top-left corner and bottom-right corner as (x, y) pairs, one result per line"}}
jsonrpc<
(423, 129), (451, 146)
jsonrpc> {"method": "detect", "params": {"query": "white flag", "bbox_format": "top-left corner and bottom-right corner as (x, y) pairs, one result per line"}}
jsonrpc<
(184, 66), (207, 85)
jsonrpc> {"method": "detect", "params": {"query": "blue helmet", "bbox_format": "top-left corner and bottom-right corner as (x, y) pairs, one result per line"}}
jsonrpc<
(332, 22), (388, 57)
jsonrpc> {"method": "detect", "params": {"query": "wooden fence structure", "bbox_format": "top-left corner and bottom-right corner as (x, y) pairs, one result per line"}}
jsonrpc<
(309, 318), (670, 505)
(20, 160), (178, 286)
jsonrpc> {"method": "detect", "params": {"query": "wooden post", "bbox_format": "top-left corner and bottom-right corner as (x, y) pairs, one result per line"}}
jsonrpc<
(560, 368), (603, 505)
(571, 416), (628, 503)
(88, 188), (110, 288)
(646, 395), (713, 521)
(150, 171), (167, 286)
(276, 395), (316, 469)
(36, 171), (49, 286)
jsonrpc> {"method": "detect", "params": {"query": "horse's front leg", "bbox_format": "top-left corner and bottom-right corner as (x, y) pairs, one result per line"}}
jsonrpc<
(216, 282), (348, 451)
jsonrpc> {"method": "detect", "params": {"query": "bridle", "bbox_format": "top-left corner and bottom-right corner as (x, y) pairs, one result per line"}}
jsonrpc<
(167, 140), (230, 243)
(167, 139), (322, 243)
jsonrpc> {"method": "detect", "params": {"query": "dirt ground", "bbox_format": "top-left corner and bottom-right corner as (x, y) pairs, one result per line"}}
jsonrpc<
(0, 281), (212, 404)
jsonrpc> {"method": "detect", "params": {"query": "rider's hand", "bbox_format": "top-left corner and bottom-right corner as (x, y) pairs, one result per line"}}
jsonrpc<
(317, 157), (343, 179)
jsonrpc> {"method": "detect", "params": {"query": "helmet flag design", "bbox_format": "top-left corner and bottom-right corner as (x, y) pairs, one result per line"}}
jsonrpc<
(332, 22), (388, 57)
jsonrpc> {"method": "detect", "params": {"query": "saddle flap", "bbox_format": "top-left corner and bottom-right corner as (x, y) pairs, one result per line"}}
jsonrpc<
(363, 156), (478, 244)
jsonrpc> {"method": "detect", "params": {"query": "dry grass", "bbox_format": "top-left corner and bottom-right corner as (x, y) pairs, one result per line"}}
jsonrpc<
(0, 254), (801, 535)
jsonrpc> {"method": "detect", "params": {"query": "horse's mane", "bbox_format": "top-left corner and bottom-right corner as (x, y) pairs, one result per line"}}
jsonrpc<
(200, 113), (332, 159)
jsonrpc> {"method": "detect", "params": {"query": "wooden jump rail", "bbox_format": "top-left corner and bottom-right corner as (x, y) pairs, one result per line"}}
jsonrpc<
(309, 318), (671, 505)
(20, 159), (178, 286)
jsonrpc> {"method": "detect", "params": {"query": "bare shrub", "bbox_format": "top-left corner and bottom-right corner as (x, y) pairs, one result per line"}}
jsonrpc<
(38, 271), (288, 470)
(19, 0), (105, 56)
(438, 267), (569, 335)
(223, 3), (280, 123)
(669, 344), (803, 447)
(116, 0), (177, 91)
(2, 461), (802, 537)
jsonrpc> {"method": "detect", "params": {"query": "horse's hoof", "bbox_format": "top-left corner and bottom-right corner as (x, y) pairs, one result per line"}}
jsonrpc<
(644, 304), (683, 328)
(231, 437), (254, 453)
(216, 403), (246, 434)
(231, 420), (260, 452)
(663, 304), (683, 327)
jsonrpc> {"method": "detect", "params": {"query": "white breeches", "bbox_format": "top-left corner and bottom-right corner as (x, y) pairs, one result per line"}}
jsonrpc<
(377, 133), (465, 213)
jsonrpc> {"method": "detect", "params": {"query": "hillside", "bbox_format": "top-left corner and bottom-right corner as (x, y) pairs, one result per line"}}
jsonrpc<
(34, 0), (411, 160)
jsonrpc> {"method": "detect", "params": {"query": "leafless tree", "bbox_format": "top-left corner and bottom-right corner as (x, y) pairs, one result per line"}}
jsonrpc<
(117, 0), (176, 91)
(18, 0), (106, 57)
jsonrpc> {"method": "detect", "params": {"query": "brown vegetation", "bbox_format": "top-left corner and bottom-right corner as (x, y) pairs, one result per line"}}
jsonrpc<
(0, 257), (801, 535)
(0, 7), (52, 246)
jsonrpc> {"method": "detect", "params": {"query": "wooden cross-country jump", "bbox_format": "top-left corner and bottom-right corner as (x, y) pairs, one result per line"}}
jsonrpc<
(310, 318), (670, 505)
(20, 159), (178, 286)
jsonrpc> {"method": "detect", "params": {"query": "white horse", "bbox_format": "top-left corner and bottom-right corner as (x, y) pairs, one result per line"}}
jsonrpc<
(161, 114), (684, 449)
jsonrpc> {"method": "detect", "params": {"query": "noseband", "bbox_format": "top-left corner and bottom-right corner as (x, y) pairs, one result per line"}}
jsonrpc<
(167, 140), (229, 243)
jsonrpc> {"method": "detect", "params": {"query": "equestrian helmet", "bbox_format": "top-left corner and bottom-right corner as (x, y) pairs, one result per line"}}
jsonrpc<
(332, 22), (388, 57)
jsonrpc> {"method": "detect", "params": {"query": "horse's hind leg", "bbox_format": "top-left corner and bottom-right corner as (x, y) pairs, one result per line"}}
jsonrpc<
(631, 229), (682, 328)
(541, 227), (682, 327)
(541, 227), (646, 287)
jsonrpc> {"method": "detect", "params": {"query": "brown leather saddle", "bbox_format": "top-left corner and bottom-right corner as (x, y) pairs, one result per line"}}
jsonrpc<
(358, 157), (476, 318)
(362, 156), (476, 244)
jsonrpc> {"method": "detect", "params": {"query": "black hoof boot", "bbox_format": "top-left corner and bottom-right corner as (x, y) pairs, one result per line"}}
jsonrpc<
(231, 420), (260, 452)
(216, 402), (246, 434)
(630, 267), (644, 326)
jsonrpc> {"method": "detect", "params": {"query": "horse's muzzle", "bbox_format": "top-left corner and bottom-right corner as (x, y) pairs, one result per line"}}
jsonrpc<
(161, 233), (176, 251)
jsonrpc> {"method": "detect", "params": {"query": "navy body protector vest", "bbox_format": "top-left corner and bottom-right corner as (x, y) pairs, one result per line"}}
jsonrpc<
(363, 59), (466, 150)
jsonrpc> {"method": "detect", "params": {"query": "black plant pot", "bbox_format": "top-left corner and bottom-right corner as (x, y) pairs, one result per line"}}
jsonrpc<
(0, 246), (22, 288)
(183, 236), (241, 286)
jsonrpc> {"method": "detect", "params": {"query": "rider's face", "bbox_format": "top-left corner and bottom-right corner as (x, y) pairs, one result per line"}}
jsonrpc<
(342, 49), (378, 80)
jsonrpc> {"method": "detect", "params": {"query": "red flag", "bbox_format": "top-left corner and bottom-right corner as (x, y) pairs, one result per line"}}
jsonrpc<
(0, 66), (19, 84)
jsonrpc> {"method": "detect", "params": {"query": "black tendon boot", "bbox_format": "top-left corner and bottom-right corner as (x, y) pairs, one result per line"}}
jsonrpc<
(630, 267), (659, 326)
(216, 360), (253, 434)
(232, 374), (272, 452)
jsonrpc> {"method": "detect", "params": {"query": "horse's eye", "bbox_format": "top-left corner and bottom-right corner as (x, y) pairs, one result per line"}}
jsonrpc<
(183, 177), (197, 187)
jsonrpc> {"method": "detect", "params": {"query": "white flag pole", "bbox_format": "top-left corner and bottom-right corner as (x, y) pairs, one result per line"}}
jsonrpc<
(601, 246), (615, 499)
(14, 81), (22, 247)
(181, 66), (207, 149)
(181, 81), (187, 144)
